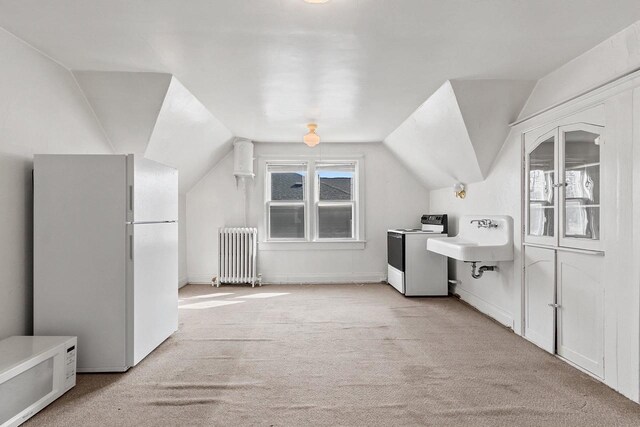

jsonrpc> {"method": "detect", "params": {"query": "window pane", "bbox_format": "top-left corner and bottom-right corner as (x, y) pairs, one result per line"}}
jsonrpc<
(528, 135), (554, 237)
(270, 172), (305, 201)
(270, 205), (305, 239)
(565, 203), (599, 239)
(318, 171), (353, 201)
(564, 130), (600, 240)
(318, 205), (353, 239)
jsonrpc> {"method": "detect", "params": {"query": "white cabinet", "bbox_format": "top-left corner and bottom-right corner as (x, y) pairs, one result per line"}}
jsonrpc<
(524, 246), (604, 378)
(523, 107), (606, 378)
(524, 246), (555, 353)
(524, 119), (604, 251)
(520, 80), (640, 402)
(556, 250), (604, 378)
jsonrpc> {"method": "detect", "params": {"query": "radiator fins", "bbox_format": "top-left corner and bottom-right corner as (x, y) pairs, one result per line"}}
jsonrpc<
(217, 227), (259, 287)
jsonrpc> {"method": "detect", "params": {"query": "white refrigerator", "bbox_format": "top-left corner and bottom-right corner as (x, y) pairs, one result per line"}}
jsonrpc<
(34, 154), (178, 372)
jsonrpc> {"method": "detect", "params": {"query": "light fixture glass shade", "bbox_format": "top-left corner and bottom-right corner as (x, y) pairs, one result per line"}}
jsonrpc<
(304, 124), (320, 147)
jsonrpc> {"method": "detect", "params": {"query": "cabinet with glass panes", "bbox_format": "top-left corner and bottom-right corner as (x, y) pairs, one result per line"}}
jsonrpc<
(524, 123), (603, 252)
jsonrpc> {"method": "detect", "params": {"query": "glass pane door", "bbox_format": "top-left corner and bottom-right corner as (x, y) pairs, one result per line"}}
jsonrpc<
(525, 129), (557, 245)
(559, 124), (603, 251)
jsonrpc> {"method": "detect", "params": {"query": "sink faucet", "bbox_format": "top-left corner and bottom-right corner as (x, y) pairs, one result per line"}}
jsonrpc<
(470, 219), (498, 229)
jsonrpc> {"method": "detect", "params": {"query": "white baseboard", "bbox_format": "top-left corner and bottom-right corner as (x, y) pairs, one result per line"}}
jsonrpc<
(262, 272), (386, 284)
(187, 272), (386, 285)
(178, 277), (189, 288)
(187, 274), (215, 285)
(454, 287), (514, 329)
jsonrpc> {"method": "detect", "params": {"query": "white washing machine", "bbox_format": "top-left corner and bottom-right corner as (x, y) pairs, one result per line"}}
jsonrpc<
(387, 215), (448, 296)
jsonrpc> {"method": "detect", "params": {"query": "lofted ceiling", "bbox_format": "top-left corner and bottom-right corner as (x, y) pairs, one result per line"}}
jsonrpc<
(74, 71), (172, 155)
(384, 80), (534, 189)
(1, 1), (640, 143)
(75, 72), (233, 193)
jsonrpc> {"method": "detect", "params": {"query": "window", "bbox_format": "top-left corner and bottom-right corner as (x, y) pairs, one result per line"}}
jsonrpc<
(315, 163), (355, 239)
(265, 160), (360, 242)
(266, 163), (307, 240)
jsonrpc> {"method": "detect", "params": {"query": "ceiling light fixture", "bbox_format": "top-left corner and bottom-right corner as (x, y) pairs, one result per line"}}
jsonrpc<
(304, 0), (331, 3)
(303, 123), (320, 147)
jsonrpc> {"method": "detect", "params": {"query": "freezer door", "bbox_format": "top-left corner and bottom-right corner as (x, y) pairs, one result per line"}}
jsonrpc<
(127, 155), (178, 223)
(128, 222), (178, 366)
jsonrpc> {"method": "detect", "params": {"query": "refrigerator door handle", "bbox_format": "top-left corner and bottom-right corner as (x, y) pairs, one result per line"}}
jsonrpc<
(129, 234), (133, 261)
(128, 185), (133, 212)
(126, 220), (178, 225)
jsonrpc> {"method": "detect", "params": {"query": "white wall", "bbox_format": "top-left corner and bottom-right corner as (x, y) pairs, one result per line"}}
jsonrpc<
(519, 21), (640, 119)
(429, 139), (520, 329)
(0, 28), (113, 339)
(187, 142), (430, 284)
(145, 77), (234, 194)
(430, 21), (640, 401)
(178, 194), (188, 287)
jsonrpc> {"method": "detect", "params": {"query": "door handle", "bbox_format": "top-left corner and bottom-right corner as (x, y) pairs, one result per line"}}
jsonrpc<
(548, 303), (561, 308)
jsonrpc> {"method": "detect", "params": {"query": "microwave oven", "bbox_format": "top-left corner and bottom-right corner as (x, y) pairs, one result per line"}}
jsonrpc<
(0, 336), (77, 427)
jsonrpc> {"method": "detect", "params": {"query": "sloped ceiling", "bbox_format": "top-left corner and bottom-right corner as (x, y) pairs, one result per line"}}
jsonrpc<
(145, 77), (233, 194)
(451, 80), (536, 178)
(76, 71), (233, 193)
(2, 1), (639, 142)
(74, 71), (171, 154)
(383, 80), (534, 190)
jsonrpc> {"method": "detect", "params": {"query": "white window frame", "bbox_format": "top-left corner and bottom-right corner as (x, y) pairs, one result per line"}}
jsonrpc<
(261, 156), (365, 249)
(265, 162), (308, 242)
(314, 161), (358, 242)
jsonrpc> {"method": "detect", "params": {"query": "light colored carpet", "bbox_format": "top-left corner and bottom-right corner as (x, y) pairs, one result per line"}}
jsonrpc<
(27, 284), (640, 426)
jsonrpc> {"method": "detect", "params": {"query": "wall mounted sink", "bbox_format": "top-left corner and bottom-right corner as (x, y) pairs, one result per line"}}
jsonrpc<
(427, 215), (514, 262)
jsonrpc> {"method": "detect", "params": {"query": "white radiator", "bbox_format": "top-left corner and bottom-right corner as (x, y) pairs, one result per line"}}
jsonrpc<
(216, 227), (260, 287)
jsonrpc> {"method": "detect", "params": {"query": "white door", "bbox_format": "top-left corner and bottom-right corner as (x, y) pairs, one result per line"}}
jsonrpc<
(556, 250), (604, 378)
(129, 222), (178, 366)
(524, 128), (559, 246)
(128, 155), (178, 223)
(524, 246), (556, 353)
(558, 124), (604, 252)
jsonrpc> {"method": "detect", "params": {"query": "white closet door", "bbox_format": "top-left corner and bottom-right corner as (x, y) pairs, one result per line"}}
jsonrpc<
(524, 246), (556, 353)
(556, 251), (604, 378)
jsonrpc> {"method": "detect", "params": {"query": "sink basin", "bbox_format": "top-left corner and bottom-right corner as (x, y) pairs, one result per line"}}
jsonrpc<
(427, 215), (513, 262)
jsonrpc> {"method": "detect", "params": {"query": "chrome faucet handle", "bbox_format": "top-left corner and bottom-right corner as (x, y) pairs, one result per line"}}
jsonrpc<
(470, 218), (498, 228)
(470, 219), (485, 228)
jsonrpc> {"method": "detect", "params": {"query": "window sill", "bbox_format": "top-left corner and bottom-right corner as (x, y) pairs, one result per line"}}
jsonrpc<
(259, 240), (366, 251)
